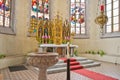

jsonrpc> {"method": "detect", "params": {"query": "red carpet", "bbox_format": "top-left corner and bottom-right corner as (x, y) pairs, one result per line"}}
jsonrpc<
(70, 65), (83, 70)
(60, 58), (118, 80)
(60, 58), (83, 70)
(60, 58), (76, 63)
(70, 62), (79, 65)
(73, 69), (118, 80)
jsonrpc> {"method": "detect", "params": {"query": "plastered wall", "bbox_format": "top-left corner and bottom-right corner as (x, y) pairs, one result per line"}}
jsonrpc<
(0, 0), (38, 56)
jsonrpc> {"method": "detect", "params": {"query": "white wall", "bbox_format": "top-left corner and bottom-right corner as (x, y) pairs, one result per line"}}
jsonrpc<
(0, 0), (38, 56)
(0, 0), (38, 69)
(50, 0), (70, 21)
(72, 0), (120, 64)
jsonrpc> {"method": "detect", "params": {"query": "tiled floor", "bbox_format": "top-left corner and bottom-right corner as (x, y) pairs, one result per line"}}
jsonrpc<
(0, 74), (3, 80)
(1, 68), (90, 80)
(0, 61), (120, 80)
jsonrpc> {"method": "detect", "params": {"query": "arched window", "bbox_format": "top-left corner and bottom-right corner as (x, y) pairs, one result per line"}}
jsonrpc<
(70, 0), (88, 38)
(31, 0), (49, 20)
(0, 0), (15, 34)
(103, 0), (120, 38)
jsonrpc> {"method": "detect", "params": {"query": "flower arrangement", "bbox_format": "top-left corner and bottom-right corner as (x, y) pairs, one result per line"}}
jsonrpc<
(42, 35), (51, 44)
(65, 36), (70, 42)
(62, 36), (71, 44)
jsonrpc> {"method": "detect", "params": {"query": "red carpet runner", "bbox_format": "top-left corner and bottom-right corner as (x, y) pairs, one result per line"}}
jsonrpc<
(60, 58), (118, 80)
(73, 69), (118, 80)
(60, 58), (83, 70)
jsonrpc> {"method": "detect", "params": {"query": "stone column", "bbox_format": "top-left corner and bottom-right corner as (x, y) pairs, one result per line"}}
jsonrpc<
(38, 69), (47, 80)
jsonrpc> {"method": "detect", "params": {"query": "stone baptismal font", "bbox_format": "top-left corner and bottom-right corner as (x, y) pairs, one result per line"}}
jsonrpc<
(27, 52), (58, 80)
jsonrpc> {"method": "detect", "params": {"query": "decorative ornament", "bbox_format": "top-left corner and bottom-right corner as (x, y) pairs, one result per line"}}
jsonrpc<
(95, 11), (108, 29)
(79, 14), (84, 24)
(95, 0), (108, 31)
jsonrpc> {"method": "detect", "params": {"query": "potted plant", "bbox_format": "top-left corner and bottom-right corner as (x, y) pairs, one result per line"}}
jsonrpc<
(0, 54), (6, 59)
(97, 50), (105, 56)
(74, 50), (78, 56)
(85, 50), (105, 56)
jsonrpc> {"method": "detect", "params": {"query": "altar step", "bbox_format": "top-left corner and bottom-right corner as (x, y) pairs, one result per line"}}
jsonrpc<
(49, 59), (94, 69)
(57, 57), (88, 63)
(47, 62), (100, 74)
(47, 57), (101, 74)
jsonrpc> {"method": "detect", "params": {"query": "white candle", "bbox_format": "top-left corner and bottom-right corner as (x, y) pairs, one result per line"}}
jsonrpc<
(67, 42), (70, 58)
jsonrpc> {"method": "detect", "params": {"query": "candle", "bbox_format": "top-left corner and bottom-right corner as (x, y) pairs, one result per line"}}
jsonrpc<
(67, 42), (70, 58)
(100, 5), (104, 11)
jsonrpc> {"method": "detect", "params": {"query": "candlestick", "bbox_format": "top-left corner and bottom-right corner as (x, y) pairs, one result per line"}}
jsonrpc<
(67, 42), (70, 58)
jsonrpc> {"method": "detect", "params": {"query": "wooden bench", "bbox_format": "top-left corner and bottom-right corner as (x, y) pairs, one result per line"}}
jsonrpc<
(0, 74), (3, 80)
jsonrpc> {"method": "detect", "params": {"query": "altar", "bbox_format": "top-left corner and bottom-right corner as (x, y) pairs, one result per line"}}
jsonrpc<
(28, 13), (78, 58)
(39, 44), (78, 57)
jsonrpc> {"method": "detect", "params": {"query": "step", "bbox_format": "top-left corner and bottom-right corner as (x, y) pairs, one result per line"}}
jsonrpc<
(57, 59), (64, 63)
(83, 62), (101, 68)
(78, 60), (94, 64)
(47, 67), (67, 74)
(58, 57), (87, 63)
(49, 60), (94, 69)
(47, 62), (101, 74)
(49, 63), (66, 68)
(60, 58), (77, 62)
(70, 65), (83, 70)
(70, 62), (80, 65)
(73, 57), (88, 61)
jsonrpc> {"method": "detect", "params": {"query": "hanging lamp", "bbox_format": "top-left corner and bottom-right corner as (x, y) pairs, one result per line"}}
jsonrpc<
(95, 0), (108, 30)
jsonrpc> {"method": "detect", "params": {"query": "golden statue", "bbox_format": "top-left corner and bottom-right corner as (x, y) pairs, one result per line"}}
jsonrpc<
(52, 12), (63, 44)
(36, 20), (52, 44)
(63, 19), (71, 43)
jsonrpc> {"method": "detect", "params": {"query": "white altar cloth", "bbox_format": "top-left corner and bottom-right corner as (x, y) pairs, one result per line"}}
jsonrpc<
(40, 44), (78, 48)
(39, 44), (78, 57)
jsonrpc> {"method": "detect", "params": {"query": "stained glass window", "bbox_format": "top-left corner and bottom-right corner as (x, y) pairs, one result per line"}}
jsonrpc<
(0, 0), (11, 27)
(70, 0), (86, 36)
(31, 0), (49, 20)
(29, 0), (49, 36)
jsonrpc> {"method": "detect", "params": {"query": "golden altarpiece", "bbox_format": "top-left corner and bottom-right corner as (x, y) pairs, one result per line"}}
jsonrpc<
(28, 13), (78, 57)
(28, 13), (71, 45)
